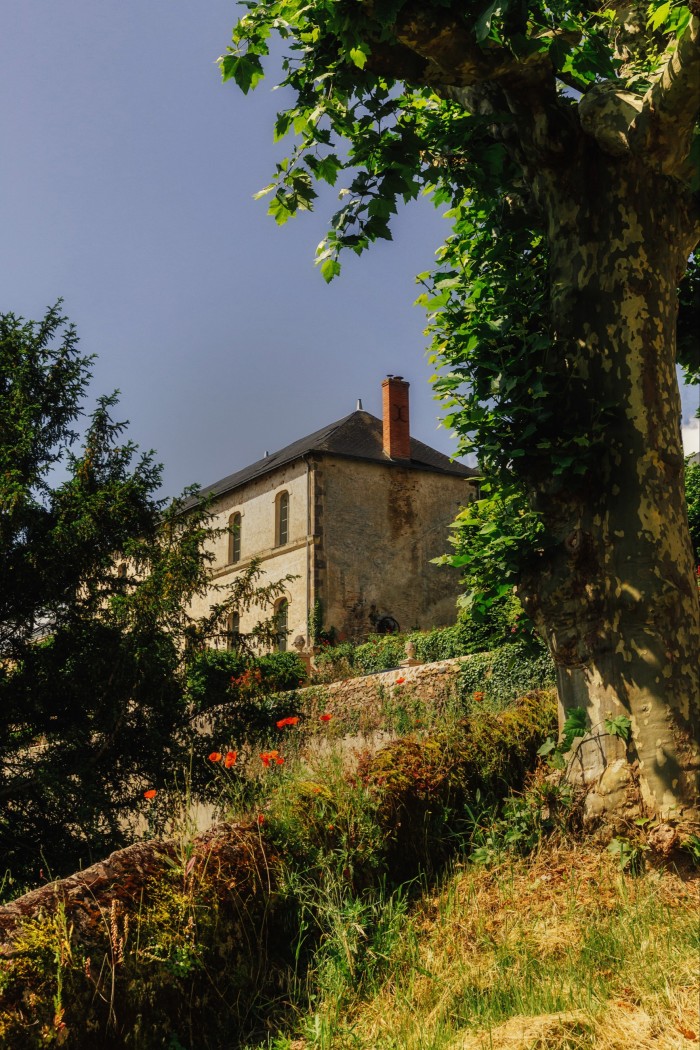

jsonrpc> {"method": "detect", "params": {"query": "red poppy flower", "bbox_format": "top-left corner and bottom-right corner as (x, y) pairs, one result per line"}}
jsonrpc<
(143, 789), (157, 800)
(224, 751), (237, 768)
(257, 813), (265, 825)
(275, 756), (285, 766)
(276, 716), (299, 728)
(208, 752), (223, 763)
(319, 713), (332, 722)
(395, 677), (405, 685)
(260, 753), (271, 767)
(473, 691), (485, 703)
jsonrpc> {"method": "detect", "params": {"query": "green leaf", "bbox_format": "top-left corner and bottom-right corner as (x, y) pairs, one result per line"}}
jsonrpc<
(273, 111), (294, 142)
(647, 1), (672, 32)
(320, 258), (341, 282)
(252, 183), (275, 201)
(475, 1), (500, 44)
(220, 53), (264, 94)
(560, 707), (588, 752)
(605, 715), (632, 741)
(316, 154), (341, 185)
(349, 46), (368, 69)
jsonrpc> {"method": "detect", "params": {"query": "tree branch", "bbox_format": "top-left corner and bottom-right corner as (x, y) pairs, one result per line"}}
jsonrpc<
(362, 1), (555, 93)
(364, 5), (578, 166)
(631, 14), (700, 178)
(391, 3), (553, 90)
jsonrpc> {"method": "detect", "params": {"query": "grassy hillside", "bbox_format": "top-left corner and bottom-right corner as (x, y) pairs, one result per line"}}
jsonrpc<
(0, 644), (697, 1049)
(261, 841), (697, 1050)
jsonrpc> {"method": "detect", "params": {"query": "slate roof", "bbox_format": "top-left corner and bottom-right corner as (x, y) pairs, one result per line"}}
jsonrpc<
(197, 410), (476, 502)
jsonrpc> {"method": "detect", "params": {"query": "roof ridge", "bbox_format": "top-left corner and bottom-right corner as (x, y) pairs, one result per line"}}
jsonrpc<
(189, 409), (473, 507)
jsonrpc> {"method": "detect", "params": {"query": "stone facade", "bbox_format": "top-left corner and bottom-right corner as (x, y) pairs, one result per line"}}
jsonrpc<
(316, 456), (467, 639)
(189, 458), (311, 645)
(189, 378), (477, 649)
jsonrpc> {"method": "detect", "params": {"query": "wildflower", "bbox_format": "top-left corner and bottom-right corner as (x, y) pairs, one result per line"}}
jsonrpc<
(276, 716), (299, 728)
(224, 751), (237, 768)
(275, 756), (285, 766)
(143, 789), (157, 799)
(395, 676), (405, 685)
(473, 691), (485, 703)
(208, 751), (223, 763)
(257, 813), (265, 825)
(260, 750), (281, 767)
(320, 713), (332, 722)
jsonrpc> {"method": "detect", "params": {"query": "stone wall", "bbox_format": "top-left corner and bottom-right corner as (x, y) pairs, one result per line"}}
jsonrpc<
(319, 657), (466, 725)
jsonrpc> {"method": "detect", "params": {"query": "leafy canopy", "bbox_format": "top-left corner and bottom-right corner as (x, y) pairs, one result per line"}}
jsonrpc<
(220, 2), (699, 492)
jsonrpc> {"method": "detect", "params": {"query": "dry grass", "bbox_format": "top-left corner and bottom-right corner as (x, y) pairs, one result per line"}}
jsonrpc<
(309, 841), (699, 1050)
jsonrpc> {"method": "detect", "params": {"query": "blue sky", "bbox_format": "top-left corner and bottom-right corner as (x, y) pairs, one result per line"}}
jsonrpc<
(2, 1), (697, 497)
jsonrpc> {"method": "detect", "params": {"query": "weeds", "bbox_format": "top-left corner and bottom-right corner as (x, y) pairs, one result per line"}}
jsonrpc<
(3, 674), (694, 1050)
(296, 842), (698, 1050)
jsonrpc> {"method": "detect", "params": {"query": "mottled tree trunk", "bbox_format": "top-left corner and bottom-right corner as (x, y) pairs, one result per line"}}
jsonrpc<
(520, 155), (700, 821)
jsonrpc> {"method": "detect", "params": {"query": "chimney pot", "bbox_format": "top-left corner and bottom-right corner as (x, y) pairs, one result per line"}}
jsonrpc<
(382, 376), (411, 460)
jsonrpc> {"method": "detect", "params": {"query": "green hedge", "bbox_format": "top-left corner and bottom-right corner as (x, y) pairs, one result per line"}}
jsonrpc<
(314, 633), (555, 703)
(312, 619), (527, 680)
(458, 641), (555, 709)
(312, 626), (463, 679)
(185, 648), (307, 712)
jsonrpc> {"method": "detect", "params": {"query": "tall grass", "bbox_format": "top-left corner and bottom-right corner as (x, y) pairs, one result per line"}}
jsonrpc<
(269, 842), (697, 1050)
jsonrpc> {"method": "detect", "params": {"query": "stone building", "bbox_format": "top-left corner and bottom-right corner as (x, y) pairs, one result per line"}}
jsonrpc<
(190, 376), (477, 648)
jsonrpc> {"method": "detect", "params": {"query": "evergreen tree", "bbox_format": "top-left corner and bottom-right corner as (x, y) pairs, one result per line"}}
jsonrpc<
(0, 305), (286, 885)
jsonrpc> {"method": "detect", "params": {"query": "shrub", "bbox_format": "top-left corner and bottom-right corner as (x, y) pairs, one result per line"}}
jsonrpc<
(312, 604), (541, 684)
(363, 690), (558, 880)
(686, 457), (699, 564)
(185, 649), (307, 712)
(458, 640), (555, 710)
(312, 625), (470, 681)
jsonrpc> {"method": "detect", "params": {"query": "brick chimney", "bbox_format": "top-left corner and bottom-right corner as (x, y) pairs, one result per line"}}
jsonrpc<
(382, 375), (411, 460)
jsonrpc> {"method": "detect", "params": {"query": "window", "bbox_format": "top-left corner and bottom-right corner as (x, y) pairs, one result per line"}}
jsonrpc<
(226, 611), (240, 649)
(228, 512), (241, 564)
(274, 598), (289, 652)
(275, 491), (289, 546)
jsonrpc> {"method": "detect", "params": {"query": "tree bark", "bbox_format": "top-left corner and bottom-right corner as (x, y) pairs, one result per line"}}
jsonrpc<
(519, 151), (700, 822)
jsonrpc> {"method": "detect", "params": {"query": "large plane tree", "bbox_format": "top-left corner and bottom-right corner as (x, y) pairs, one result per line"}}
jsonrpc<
(221, 1), (700, 823)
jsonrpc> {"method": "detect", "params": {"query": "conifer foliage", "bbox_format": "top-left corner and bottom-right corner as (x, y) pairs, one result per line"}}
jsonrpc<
(0, 305), (285, 885)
